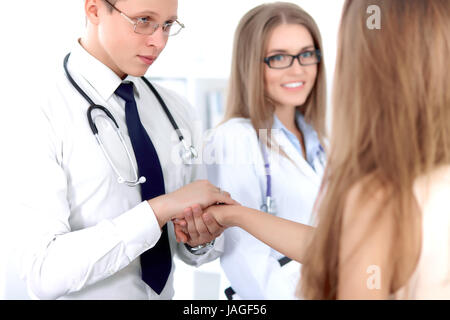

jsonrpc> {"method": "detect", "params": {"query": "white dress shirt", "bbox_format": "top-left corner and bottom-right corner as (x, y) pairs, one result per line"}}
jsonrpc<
(205, 117), (325, 299)
(17, 40), (223, 300)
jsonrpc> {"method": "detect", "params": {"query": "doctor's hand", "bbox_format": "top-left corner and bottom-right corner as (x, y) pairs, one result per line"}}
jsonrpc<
(148, 180), (238, 228)
(173, 204), (226, 246)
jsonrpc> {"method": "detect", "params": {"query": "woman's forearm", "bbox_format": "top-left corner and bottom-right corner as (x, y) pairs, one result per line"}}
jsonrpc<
(227, 206), (314, 264)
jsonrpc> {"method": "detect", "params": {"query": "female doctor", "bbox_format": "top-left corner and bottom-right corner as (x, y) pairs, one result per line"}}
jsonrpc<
(204, 2), (327, 299)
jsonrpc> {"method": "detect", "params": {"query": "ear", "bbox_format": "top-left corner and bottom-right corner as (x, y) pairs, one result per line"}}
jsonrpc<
(85, 0), (102, 25)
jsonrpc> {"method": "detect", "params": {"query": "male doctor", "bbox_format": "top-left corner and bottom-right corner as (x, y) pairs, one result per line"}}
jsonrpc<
(18, 0), (233, 299)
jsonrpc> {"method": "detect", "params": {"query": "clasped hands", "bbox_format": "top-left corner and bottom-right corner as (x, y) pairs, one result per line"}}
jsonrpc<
(167, 180), (241, 247)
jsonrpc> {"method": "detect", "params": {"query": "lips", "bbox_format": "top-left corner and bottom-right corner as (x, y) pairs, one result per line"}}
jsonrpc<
(281, 81), (306, 90)
(138, 55), (156, 65)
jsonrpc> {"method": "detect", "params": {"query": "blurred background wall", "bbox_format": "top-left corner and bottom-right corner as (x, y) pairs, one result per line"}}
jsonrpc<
(0, 0), (344, 299)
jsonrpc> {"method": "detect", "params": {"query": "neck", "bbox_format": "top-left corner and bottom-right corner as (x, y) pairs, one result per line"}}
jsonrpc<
(275, 105), (298, 133)
(80, 29), (126, 79)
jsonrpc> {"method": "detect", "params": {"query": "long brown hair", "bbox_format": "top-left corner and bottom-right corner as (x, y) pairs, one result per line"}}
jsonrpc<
(224, 2), (327, 146)
(300, 0), (450, 299)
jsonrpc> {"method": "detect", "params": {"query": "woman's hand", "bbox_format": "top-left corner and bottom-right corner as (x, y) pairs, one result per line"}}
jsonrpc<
(177, 204), (226, 247)
(203, 204), (241, 227)
(173, 203), (242, 244)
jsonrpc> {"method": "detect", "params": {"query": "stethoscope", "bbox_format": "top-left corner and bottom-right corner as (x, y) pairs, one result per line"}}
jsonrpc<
(259, 140), (326, 215)
(259, 143), (276, 214)
(63, 53), (198, 187)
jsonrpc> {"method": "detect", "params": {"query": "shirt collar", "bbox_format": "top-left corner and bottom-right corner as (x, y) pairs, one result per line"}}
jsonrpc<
(273, 111), (323, 159)
(295, 112), (322, 156)
(272, 114), (287, 131)
(69, 40), (141, 102)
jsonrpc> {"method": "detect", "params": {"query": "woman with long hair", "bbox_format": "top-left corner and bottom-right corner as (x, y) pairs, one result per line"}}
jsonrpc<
(181, 0), (450, 299)
(201, 2), (327, 299)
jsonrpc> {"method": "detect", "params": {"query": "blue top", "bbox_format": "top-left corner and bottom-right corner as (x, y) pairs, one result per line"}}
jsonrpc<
(273, 112), (325, 173)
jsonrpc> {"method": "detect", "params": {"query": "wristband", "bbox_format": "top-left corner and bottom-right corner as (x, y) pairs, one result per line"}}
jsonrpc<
(185, 240), (215, 255)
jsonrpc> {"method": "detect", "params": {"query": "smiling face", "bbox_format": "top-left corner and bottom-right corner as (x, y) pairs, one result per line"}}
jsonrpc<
(264, 23), (318, 110)
(87, 0), (178, 78)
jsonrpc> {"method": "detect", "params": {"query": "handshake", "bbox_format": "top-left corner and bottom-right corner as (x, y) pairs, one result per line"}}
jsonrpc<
(147, 180), (241, 248)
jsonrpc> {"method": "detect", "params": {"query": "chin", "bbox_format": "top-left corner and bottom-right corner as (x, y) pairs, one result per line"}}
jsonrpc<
(127, 69), (147, 77)
(276, 92), (308, 107)
(283, 98), (307, 107)
(124, 65), (150, 78)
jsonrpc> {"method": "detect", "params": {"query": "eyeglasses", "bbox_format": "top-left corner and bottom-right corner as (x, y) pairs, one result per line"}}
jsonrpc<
(103, 0), (185, 36)
(263, 49), (321, 69)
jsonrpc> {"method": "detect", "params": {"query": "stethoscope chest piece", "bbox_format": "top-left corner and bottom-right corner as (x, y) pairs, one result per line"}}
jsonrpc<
(261, 196), (277, 214)
(180, 144), (198, 163)
(64, 52), (198, 187)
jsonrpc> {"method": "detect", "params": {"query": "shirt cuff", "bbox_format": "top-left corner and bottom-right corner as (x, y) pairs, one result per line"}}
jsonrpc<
(112, 201), (162, 261)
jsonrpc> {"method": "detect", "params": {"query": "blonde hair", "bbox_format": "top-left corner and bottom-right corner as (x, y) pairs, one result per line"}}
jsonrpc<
(300, 0), (450, 299)
(224, 2), (327, 147)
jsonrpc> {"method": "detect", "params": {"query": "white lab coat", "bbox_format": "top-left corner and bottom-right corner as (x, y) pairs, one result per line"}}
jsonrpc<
(205, 117), (324, 300)
(14, 41), (223, 300)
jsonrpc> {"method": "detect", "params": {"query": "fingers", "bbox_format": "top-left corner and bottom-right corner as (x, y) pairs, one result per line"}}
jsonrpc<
(173, 207), (190, 243)
(173, 207), (191, 222)
(213, 191), (239, 206)
(202, 211), (225, 237)
(173, 223), (189, 243)
(173, 196), (231, 244)
(208, 185), (234, 205)
(174, 219), (187, 227)
(220, 189), (241, 205)
(192, 181), (240, 208)
(182, 204), (222, 247)
(185, 206), (200, 243)
(222, 191), (231, 198)
(192, 204), (209, 235)
(176, 199), (233, 246)
(202, 204), (225, 233)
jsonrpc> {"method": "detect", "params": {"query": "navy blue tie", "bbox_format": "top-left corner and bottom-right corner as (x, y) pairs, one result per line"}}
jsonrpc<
(115, 82), (172, 295)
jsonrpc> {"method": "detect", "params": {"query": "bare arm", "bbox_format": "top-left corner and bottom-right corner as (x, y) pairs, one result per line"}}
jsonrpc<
(337, 183), (396, 299)
(202, 204), (314, 264)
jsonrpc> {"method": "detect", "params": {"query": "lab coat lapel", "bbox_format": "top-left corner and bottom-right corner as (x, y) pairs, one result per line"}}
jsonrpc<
(273, 130), (321, 186)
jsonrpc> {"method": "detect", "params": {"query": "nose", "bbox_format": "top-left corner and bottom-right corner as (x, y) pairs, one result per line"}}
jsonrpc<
(145, 26), (169, 51)
(289, 57), (306, 74)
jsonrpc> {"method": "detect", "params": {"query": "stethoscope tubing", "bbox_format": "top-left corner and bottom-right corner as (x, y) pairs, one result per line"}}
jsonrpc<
(260, 143), (274, 213)
(64, 53), (185, 143)
(63, 52), (196, 186)
(259, 139), (326, 214)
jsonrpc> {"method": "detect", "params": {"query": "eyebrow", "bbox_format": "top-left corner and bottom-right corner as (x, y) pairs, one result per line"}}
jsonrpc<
(267, 45), (315, 55)
(133, 11), (178, 21)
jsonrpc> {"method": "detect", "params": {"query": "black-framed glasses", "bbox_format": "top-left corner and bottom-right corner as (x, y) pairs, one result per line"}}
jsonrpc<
(264, 49), (321, 69)
(103, 0), (184, 36)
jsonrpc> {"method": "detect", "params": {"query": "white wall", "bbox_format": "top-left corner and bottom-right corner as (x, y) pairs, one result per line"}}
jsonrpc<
(0, 0), (344, 299)
(152, 0), (343, 84)
(0, 0), (344, 94)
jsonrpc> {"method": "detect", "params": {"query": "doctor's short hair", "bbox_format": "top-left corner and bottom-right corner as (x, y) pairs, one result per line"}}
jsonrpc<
(224, 2), (327, 145)
(104, 0), (121, 12)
